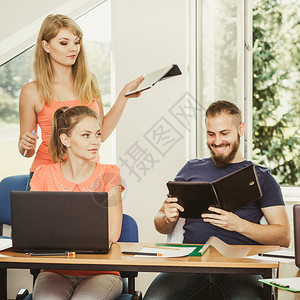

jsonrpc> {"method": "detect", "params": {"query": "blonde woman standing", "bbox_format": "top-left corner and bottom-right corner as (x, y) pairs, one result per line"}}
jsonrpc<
(18, 14), (143, 188)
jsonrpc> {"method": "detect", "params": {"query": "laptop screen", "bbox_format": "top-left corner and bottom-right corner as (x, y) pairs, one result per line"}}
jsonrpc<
(11, 191), (109, 254)
(294, 204), (300, 268)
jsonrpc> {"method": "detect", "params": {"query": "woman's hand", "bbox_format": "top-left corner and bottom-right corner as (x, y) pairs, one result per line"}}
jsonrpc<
(119, 75), (144, 99)
(100, 75), (144, 141)
(18, 82), (41, 157)
(19, 130), (38, 157)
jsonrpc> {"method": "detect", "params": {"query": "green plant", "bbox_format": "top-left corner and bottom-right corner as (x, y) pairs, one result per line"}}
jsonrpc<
(252, 0), (300, 185)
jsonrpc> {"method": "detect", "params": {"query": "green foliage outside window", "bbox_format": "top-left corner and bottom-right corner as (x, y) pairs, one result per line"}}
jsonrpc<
(252, 0), (300, 185)
(0, 48), (34, 124)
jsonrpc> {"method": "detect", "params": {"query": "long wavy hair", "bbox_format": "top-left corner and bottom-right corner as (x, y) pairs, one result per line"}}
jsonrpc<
(33, 14), (100, 105)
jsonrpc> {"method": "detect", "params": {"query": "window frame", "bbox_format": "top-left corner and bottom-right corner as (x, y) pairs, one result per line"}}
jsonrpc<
(189, 0), (299, 197)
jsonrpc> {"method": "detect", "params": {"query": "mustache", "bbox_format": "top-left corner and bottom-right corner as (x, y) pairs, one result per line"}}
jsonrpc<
(211, 143), (229, 148)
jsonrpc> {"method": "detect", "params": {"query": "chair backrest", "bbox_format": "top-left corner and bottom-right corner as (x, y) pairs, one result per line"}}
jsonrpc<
(118, 214), (139, 282)
(0, 175), (28, 226)
(118, 214), (139, 243)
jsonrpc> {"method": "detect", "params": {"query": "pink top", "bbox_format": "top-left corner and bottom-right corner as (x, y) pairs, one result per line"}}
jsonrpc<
(30, 99), (99, 172)
(30, 162), (123, 276)
(31, 162), (124, 193)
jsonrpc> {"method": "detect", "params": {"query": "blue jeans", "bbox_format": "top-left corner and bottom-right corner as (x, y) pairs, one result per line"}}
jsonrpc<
(143, 273), (263, 300)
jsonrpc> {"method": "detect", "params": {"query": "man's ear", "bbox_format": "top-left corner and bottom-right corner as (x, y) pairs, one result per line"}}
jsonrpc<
(60, 134), (70, 148)
(239, 122), (246, 137)
(42, 40), (50, 53)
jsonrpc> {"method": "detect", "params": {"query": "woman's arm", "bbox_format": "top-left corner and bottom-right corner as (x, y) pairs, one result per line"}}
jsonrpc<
(107, 185), (123, 243)
(18, 82), (40, 157)
(100, 76), (144, 142)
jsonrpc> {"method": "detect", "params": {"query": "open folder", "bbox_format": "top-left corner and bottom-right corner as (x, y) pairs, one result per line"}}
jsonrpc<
(125, 64), (182, 96)
(167, 164), (262, 219)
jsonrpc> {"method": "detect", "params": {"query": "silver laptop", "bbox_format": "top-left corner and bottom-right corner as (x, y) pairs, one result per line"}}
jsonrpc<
(294, 204), (300, 268)
(10, 191), (110, 254)
(125, 64), (182, 96)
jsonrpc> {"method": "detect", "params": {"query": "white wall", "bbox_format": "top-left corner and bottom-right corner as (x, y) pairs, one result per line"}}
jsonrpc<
(111, 0), (188, 294)
(112, 0), (188, 243)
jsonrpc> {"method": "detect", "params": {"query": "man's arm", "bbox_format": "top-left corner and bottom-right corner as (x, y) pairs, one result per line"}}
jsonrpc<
(202, 205), (291, 247)
(154, 197), (184, 234)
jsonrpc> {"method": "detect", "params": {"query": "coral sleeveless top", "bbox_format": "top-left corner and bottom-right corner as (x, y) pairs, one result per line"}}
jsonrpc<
(30, 99), (99, 172)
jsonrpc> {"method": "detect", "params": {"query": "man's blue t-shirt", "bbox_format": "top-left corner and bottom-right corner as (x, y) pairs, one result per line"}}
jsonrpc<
(174, 158), (284, 245)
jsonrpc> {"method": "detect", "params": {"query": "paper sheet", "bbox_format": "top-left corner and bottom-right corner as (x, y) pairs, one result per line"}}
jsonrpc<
(0, 238), (12, 251)
(135, 246), (196, 257)
(248, 250), (295, 263)
(206, 236), (251, 258)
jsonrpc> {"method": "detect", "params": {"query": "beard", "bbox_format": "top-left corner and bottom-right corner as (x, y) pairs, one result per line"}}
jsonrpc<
(208, 135), (240, 168)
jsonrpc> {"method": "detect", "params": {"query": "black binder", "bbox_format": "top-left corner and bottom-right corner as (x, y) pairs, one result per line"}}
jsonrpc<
(167, 164), (262, 219)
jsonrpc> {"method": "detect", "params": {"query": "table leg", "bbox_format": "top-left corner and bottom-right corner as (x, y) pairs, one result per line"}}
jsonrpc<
(262, 268), (274, 300)
(0, 268), (7, 300)
(263, 284), (273, 300)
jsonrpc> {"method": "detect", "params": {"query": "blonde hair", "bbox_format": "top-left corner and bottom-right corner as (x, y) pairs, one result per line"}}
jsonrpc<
(34, 14), (100, 105)
(49, 106), (100, 162)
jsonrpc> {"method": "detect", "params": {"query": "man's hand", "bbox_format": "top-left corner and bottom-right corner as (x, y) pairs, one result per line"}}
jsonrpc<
(162, 197), (184, 224)
(202, 205), (291, 247)
(154, 197), (184, 234)
(201, 206), (242, 232)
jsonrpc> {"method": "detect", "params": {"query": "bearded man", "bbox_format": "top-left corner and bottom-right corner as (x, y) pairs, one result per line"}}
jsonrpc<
(143, 100), (290, 300)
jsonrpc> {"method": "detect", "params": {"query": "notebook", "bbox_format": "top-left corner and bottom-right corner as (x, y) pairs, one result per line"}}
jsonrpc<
(10, 191), (110, 254)
(125, 64), (182, 96)
(167, 164), (262, 218)
(293, 204), (300, 268)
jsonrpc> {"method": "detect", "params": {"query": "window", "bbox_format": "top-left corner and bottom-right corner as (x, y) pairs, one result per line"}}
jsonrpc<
(252, 0), (299, 186)
(193, 0), (299, 187)
(195, 0), (244, 158)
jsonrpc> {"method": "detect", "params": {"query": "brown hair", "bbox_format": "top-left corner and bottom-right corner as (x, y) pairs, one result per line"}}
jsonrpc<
(34, 14), (100, 105)
(49, 106), (100, 162)
(205, 100), (242, 127)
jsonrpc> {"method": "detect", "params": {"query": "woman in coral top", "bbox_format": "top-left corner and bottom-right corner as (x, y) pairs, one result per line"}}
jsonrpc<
(30, 105), (123, 300)
(18, 14), (143, 188)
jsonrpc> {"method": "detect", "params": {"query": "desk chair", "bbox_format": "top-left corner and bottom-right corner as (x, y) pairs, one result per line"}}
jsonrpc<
(0, 175), (28, 300)
(0, 175), (28, 236)
(16, 213), (142, 300)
